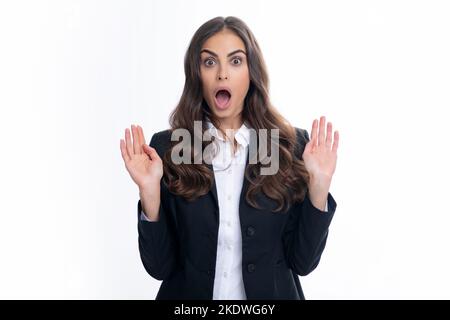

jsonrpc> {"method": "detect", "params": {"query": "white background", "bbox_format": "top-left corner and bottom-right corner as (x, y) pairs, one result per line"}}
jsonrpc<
(0, 0), (449, 299)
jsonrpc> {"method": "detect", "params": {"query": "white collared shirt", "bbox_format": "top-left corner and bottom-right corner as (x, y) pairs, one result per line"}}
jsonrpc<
(206, 120), (250, 300)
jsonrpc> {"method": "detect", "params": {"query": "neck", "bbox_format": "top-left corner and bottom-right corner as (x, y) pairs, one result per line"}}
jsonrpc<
(218, 116), (244, 155)
(218, 115), (243, 132)
(205, 116), (242, 145)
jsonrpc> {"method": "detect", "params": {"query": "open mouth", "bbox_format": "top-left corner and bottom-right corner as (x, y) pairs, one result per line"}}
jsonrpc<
(214, 89), (232, 109)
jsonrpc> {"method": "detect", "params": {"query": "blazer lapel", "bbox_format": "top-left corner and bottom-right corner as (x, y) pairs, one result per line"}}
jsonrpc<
(206, 162), (219, 210)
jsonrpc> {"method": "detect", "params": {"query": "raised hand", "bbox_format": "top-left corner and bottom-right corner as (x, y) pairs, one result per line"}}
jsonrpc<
(303, 116), (339, 181)
(120, 125), (163, 190)
(302, 116), (339, 211)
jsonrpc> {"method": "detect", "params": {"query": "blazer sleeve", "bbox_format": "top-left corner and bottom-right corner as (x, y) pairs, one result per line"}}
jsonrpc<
(137, 131), (178, 281)
(282, 128), (337, 276)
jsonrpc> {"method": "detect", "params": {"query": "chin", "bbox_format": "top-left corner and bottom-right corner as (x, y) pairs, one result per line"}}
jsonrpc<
(212, 107), (235, 118)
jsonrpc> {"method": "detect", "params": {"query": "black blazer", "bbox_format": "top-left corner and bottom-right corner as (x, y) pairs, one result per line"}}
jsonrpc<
(137, 127), (337, 300)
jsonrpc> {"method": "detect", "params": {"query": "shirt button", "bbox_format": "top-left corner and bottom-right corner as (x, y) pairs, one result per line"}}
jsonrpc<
(227, 195), (231, 201)
(246, 226), (255, 237)
(227, 221), (231, 227)
(227, 169), (232, 174)
(227, 244), (232, 250)
(223, 272), (228, 278)
(247, 263), (256, 273)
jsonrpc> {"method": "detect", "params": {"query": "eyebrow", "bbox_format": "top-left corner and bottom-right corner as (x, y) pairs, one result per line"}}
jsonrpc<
(200, 49), (247, 57)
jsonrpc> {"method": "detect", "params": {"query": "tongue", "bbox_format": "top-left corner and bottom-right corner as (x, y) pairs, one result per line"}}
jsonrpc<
(216, 91), (230, 107)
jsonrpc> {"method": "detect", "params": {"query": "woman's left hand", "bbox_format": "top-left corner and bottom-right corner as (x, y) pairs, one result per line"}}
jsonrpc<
(303, 116), (339, 181)
(302, 116), (339, 210)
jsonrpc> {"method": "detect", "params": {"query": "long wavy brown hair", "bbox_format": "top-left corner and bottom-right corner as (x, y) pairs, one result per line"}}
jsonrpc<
(162, 16), (310, 212)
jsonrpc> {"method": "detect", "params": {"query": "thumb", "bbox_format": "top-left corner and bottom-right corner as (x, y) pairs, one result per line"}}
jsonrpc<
(303, 140), (312, 154)
(143, 144), (160, 161)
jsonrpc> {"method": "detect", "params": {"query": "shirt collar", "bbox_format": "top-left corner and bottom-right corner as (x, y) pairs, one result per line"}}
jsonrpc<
(205, 119), (250, 148)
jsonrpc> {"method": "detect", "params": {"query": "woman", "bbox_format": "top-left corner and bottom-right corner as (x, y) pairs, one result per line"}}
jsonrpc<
(120, 16), (339, 300)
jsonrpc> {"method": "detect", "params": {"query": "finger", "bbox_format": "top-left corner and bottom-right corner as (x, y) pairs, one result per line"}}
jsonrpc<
(125, 127), (133, 158)
(325, 122), (332, 149)
(138, 125), (146, 146)
(131, 125), (141, 155)
(332, 130), (339, 153)
(318, 116), (326, 146)
(310, 119), (318, 146)
(120, 139), (130, 162)
(144, 144), (160, 161)
(303, 138), (312, 154)
(135, 124), (143, 154)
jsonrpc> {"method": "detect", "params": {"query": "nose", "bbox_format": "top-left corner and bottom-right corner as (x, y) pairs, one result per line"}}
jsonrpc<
(217, 67), (228, 80)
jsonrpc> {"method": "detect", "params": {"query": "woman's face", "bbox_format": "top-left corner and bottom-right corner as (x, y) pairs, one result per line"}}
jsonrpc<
(200, 29), (250, 127)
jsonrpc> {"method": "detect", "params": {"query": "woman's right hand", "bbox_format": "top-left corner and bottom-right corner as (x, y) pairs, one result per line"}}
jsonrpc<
(120, 124), (163, 190)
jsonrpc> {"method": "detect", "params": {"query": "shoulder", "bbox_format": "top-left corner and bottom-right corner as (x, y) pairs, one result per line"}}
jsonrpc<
(293, 126), (309, 144)
(292, 126), (310, 159)
(149, 129), (172, 157)
(150, 129), (172, 142)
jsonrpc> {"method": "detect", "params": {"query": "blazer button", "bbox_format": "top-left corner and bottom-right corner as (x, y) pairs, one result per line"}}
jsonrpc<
(246, 226), (255, 237)
(247, 263), (256, 273)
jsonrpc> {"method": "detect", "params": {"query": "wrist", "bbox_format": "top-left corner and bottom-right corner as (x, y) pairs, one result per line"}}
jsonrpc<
(139, 178), (161, 194)
(139, 184), (161, 221)
(307, 174), (331, 212)
(308, 173), (331, 190)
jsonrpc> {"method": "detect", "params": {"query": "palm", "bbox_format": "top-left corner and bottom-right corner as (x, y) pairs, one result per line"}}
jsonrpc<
(120, 125), (163, 189)
(127, 153), (162, 186)
(302, 116), (339, 180)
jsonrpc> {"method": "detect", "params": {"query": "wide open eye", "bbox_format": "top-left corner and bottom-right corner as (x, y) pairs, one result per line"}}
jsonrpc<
(204, 58), (215, 67)
(232, 57), (242, 65)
